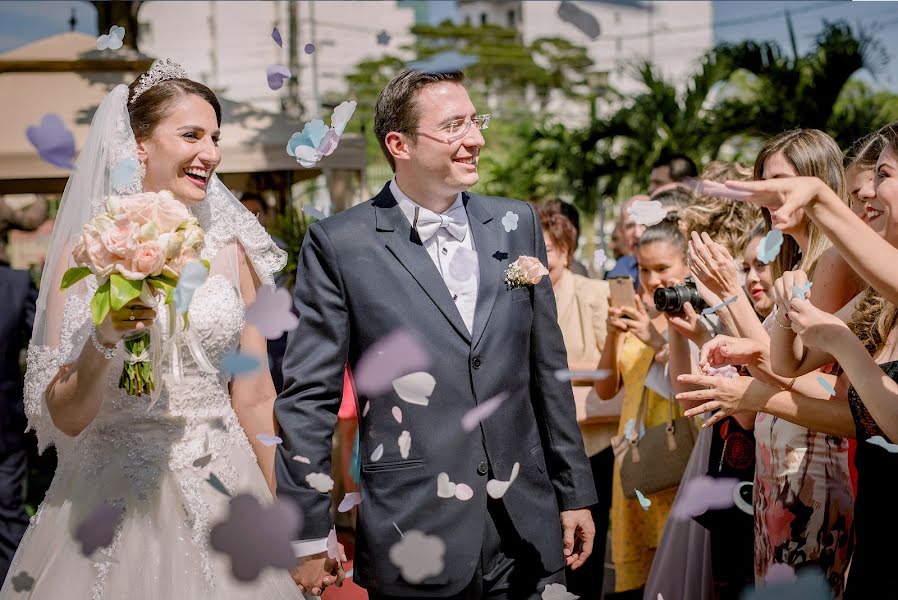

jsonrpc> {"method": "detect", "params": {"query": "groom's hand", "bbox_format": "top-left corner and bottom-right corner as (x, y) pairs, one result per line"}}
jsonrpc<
(560, 508), (595, 570)
(291, 548), (347, 596)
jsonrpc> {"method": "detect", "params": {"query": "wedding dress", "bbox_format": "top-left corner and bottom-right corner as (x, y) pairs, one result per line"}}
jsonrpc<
(0, 84), (302, 599)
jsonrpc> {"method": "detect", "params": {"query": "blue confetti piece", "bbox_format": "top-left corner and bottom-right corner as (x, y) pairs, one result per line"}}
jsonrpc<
(407, 50), (478, 74)
(791, 281), (813, 301)
(206, 472), (231, 497)
(757, 229), (784, 265)
(816, 376), (836, 396)
(222, 352), (262, 377)
(172, 261), (209, 314)
(867, 435), (898, 453)
(635, 489), (651, 511)
(742, 570), (830, 600)
(110, 158), (138, 190)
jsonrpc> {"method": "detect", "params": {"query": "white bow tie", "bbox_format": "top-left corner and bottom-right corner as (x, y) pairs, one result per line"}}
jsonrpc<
(413, 206), (467, 243)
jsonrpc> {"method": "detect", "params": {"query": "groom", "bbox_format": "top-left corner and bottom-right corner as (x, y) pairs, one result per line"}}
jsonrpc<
(275, 70), (597, 598)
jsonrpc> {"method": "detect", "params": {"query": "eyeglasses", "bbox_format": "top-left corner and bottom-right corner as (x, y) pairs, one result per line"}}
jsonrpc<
(412, 114), (491, 144)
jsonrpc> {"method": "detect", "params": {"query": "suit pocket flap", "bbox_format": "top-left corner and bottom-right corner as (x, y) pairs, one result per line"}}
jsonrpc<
(362, 459), (424, 473)
(529, 445), (547, 473)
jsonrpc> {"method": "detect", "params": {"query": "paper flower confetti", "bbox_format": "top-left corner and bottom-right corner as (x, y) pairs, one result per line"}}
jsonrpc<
(26, 113), (75, 169)
(816, 376), (836, 397)
(448, 247), (478, 281)
(542, 582), (580, 600)
(210, 494), (301, 582)
(302, 205), (326, 221)
(454, 483), (474, 501)
(398, 430), (411, 459)
(193, 453), (212, 468)
(487, 462), (520, 499)
(792, 281), (813, 301)
(702, 364), (739, 378)
(271, 27), (283, 47)
(266, 64), (292, 90)
(355, 329), (430, 396)
(671, 476), (738, 520)
(392, 371), (437, 406)
(255, 433), (282, 447)
(628, 200), (667, 226)
(392, 406), (403, 423)
(11, 571), (35, 592)
(96, 25), (125, 50)
(501, 211), (519, 232)
(554, 369), (611, 382)
(326, 527), (340, 560)
(867, 435), (898, 453)
(370, 444), (385, 462)
(173, 261), (209, 313)
(305, 472), (334, 493)
(436, 473), (474, 501)
(407, 50), (478, 74)
(207, 473), (231, 497)
(702, 296), (738, 316)
(221, 351), (262, 377)
(110, 157), (139, 190)
(245, 286), (299, 339)
(635, 489), (652, 511)
(376, 30), (391, 46)
(461, 392), (508, 432)
(286, 100), (357, 168)
(757, 229), (784, 264)
(338, 492), (363, 513)
(74, 503), (125, 556)
(389, 530), (446, 584)
(593, 249), (607, 271)
(292, 454), (311, 464)
(557, 0), (600, 40)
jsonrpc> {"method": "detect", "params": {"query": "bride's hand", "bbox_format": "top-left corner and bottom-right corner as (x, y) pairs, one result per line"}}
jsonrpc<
(96, 302), (157, 345)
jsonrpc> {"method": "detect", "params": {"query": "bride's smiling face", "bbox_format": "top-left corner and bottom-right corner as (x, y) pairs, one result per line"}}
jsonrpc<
(136, 94), (221, 205)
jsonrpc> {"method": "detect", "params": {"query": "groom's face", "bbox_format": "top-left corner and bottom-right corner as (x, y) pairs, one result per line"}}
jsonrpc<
(407, 82), (484, 194)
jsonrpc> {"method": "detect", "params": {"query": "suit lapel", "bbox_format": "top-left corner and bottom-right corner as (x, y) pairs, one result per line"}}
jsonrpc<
(466, 194), (504, 349)
(374, 186), (472, 344)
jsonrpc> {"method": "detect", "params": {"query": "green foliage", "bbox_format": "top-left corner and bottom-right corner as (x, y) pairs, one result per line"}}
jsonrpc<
(59, 266), (90, 290)
(90, 279), (111, 326)
(269, 201), (312, 291)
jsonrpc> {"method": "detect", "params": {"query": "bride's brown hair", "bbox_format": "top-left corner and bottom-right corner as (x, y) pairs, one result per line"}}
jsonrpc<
(127, 77), (221, 141)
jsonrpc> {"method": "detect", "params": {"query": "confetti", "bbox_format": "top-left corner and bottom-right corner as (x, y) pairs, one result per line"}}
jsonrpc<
(461, 392), (508, 432)
(255, 433), (282, 447)
(96, 25), (125, 50)
(407, 50), (478, 74)
(110, 157), (139, 190)
(355, 329), (430, 396)
(245, 286), (299, 339)
(172, 261), (209, 313)
(388, 530), (446, 584)
(193, 453), (212, 468)
(392, 371), (437, 406)
(867, 435), (898, 453)
(635, 489), (651, 510)
(272, 27), (283, 47)
(454, 483), (474, 501)
(765, 563), (796, 585)
(756, 229), (784, 264)
(501, 211), (519, 232)
(11, 571), (34, 592)
(593, 249), (607, 271)
(437, 472), (456, 498)
(542, 582), (580, 600)
(286, 101), (357, 168)
(370, 444), (385, 462)
(670, 476), (738, 520)
(362, 401), (371, 417)
(376, 30), (391, 46)
(304, 43), (315, 54)
(557, 0), (600, 40)
(338, 492), (363, 513)
(305, 472), (334, 493)
(221, 352), (262, 377)
(26, 113), (75, 169)
(448, 246), (478, 281)
(744, 569), (831, 600)
(702, 364), (739, 378)
(292, 454), (311, 464)
(791, 281), (813, 301)
(74, 503), (125, 556)
(553, 369), (611, 382)
(702, 296), (738, 316)
(210, 494), (301, 582)
(392, 405), (403, 423)
(398, 430), (411, 459)
(628, 200), (667, 226)
(207, 473), (231, 497)
(326, 527), (340, 560)
(302, 205), (326, 221)
(486, 462), (520, 499)
(816, 376), (836, 397)
(266, 64), (291, 90)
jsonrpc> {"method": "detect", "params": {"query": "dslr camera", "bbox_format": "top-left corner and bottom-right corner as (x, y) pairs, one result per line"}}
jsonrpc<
(653, 277), (708, 313)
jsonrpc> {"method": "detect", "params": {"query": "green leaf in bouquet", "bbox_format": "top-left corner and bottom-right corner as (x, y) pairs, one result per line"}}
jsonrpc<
(60, 266), (91, 291)
(147, 276), (175, 299)
(90, 280), (111, 326)
(109, 273), (144, 311)
(201, 259), (211, 271)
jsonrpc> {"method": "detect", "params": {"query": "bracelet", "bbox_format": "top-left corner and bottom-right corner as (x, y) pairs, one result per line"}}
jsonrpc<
(90, 328), (117, 360)
(780, 377), (796, 392)
(774, 313), (792, 330)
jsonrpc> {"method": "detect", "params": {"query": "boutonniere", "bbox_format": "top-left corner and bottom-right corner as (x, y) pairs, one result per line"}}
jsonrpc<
(504, 256), (548, 290)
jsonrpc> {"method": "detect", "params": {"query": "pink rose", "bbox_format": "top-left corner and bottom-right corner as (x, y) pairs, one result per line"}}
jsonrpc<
(153, 191), (192, 231)
(118, 193), (158, 226)
(72, 224), (116, 278)
(100, 218), (139, 258)
(116, 191), (190, 232)
(115, 242), (165, 279)
(514, 256), (548, 285)
(164, 246), (198, 278)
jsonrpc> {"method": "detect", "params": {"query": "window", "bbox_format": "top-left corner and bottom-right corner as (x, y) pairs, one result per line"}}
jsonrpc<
(480, 12), (487, 25)
(507, 9), (515, 26)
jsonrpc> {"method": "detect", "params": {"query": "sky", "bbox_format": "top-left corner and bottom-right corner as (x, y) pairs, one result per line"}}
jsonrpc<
(1, 1), (897, 90)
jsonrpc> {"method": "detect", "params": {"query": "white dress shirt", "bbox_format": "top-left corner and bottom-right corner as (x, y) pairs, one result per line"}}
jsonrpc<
(293, 179), (481, 559)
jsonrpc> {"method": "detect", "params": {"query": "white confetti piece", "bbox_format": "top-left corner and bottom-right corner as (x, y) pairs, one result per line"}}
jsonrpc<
(338, 492), (363, 513)
(461, 392), (508, 432)
(392, 405), (403, 423)
(867, 435), (898, 453)
(370, 444), (384, 462)
(486, 462), (520, 499)
(635, 489), (651, 511)
(628, 200), (667, 226)
(292, 455), (311, 464)
(501, 211), (519, 232)
(454, 483), (474, 501)
(398, 430), (411, 459)
(388, 530), (446, 584)
(702, 295), (738, 316)
(437, 472), (456, 498)
(757, 229), (784, 264)
(305, 472), (334, 493)
(542, 582), (580, 600)
(392, 371), (437, 406)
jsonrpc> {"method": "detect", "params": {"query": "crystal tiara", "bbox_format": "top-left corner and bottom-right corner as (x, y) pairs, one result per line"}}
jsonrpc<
(129, 58), (189, 104)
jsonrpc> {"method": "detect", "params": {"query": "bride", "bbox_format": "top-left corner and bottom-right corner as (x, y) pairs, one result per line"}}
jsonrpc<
(0, 60), (303, 598)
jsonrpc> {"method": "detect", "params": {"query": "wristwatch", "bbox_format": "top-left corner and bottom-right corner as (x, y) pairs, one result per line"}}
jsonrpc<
(90, 328), (117, 360)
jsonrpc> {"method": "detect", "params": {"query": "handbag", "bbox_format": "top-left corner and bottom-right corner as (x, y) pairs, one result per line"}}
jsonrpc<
(615, 386), (697, 499)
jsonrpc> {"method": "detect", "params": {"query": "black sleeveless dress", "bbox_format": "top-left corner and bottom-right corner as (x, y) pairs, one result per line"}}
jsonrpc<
(844, 360), (898, 598)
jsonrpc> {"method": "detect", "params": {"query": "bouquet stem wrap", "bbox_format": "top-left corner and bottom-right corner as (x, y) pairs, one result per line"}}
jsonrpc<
(121, 331), (153, 396)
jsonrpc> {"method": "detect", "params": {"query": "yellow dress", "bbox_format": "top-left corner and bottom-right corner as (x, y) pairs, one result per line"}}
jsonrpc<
(610, 333), (688, 592)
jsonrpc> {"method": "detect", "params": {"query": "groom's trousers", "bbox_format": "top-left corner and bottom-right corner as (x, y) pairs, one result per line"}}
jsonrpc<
(368, 498), (566, 600)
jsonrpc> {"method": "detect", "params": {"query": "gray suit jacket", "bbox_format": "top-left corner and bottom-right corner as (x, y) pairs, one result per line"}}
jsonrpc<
(274, 184), (597, 596)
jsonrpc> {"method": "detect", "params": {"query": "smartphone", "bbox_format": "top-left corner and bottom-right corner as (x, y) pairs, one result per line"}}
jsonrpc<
(608, 276), (636, 310)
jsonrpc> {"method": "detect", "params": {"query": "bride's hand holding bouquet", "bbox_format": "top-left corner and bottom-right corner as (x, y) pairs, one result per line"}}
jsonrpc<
(61, 190), (207, 396)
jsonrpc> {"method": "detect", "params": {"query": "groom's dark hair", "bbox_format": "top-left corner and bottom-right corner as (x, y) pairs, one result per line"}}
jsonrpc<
(375, 69), (466, 171)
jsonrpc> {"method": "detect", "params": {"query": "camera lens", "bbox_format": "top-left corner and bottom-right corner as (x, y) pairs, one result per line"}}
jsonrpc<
(653, 279), (708, 313)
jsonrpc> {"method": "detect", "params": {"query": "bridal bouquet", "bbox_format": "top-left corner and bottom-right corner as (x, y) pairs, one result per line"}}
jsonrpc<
(61, 191), (207, 396)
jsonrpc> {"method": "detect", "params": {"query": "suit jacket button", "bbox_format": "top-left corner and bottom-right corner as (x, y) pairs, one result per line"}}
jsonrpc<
(477, 462), (488, 476)
(472, 357), (482, 369)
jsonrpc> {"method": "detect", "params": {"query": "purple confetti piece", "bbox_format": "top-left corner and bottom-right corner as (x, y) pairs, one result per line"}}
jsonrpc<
(74, 503), (125, 556)
(338, 492), (363, 513)
(245, 286), (298, 339)
(304, 43), (315, 54)
(266, 64), (291, 90)
(461, 392), (508, 432)
(557, 1), (600, 40)
(326, 527), (340, 559)
(26, 113), (75, 169)
(355, 329), (431, 396)
(255, 433), (283, 447)
(554, 369), (611, 382)
(764, 563), (797, 585)
(272, 27), (283, 47)
(671, 476), (738, 520)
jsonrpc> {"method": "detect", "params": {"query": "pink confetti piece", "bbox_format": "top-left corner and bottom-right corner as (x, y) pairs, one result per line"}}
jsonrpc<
(454, 483), (474, 501)
(355, 330), (430, 396)
(292, 455), (311, 464)
(388, 530), (446, 584)
(391, 405), (403, 423)
(671, 476), (738, 520)
(245, 287), (298, 339)
(554, 369), (611, 382)
(326, 527), (340, 560)
(337, 492), (362, 513)
(74, 503), (125, 556)
(255, 433), (283, 447)
(461, 392), (508, 432)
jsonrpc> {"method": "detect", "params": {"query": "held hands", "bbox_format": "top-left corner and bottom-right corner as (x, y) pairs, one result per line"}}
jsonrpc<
(676, 374), (761, 427)
(291, 546), (347, 596)
(560, 508), (595, 570)
(688, 231), (741, 297)
(95, 302), (157, 346)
